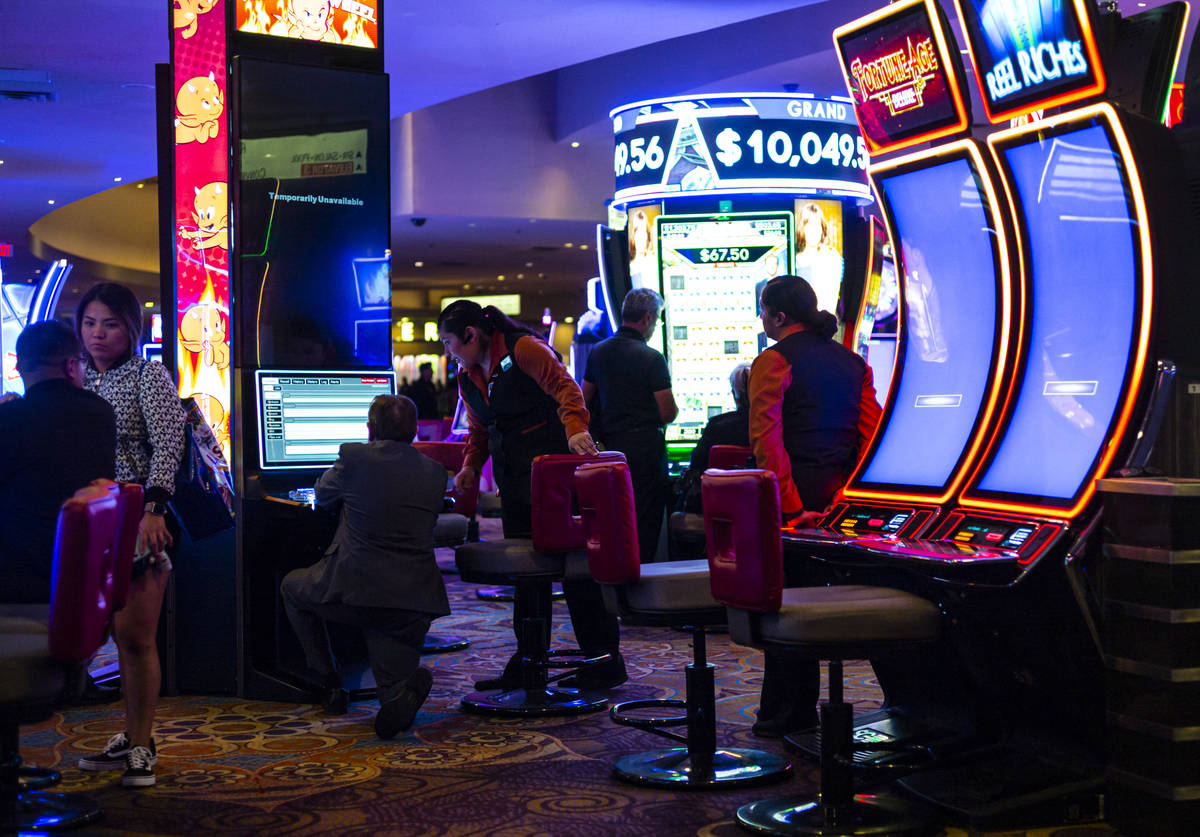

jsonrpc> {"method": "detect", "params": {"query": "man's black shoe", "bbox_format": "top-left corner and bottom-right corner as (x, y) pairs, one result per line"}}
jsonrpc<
(473, 651), (522, 691)
(376, 667), (433, 739)
(558, 652), (627, 690)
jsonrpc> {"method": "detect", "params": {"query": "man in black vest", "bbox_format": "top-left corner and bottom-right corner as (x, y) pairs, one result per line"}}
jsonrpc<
(0, 320), (116, 603)
(581, 289), (678, 563)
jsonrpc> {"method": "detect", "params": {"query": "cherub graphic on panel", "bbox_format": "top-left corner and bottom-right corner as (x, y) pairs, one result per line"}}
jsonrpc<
(275, 0), (338, 42)
(175, 72), (224, 144)
(173, 0), (218, 39)
(179, 182), (229, 251)
(180, 301), (231, 371)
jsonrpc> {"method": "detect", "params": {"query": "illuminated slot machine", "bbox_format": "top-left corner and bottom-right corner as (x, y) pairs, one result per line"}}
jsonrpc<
(810, 0), (1200, 827)
(605, 93), (875, 470)
(784, 0), (1017, 562)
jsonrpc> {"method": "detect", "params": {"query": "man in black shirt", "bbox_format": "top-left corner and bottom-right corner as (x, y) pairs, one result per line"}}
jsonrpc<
(407, 362), (439, 420)
(582, 289), (677, 563)
(0, 320), (116, 603)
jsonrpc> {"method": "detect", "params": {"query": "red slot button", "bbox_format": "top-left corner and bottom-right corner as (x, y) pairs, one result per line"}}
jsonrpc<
(868, 518), (884, 528)
(984, 532), (1003, 542)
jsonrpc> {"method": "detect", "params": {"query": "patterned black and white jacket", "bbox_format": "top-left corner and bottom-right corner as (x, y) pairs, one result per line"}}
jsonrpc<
(83, 355), (186, 506)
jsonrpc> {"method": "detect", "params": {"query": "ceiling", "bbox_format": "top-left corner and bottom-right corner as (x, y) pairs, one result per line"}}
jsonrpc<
(0, 0), (1191, 310)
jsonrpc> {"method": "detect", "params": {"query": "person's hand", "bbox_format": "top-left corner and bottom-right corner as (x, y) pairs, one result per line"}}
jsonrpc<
(568, 431), (598, 456)
(138, 512), (173, 555)
(454, 466), (478, 493)
(783, 509), (825, 530)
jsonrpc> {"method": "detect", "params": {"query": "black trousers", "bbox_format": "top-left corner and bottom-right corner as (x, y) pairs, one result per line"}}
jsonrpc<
(599, 428), (668, 564)
(281, 567), (431, 702)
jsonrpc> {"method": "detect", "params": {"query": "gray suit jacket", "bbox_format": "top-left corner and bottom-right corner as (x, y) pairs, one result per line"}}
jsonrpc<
(310, 440), (450, 614)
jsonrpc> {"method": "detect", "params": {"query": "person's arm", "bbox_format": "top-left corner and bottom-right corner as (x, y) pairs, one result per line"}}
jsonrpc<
(512, 337), (593, 448)
(654, 388), (678, 425)
(314, 448), (346, 509)
(456, 377), (490, 492)
(748, 351), (803, 517)
(856, 365), (883, 454)
(140, 361), (186, 505)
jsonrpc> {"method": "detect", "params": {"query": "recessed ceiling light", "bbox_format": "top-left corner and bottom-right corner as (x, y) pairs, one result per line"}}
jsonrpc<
(564, 316), (575, 324)
(47, 199), (55, 205)
(579, 244), (589, 250)
(570, 141), (580, 148)
(525, 262), (533, 268)
(497, 274), (505, 280)
(517, 273), (524, 279)
(0, 160), (5, 165)
(564, 242), (573, 247)
(414, 260), (424, 267)
(144, 301), (154, 308)
(114, 176), (122, 182)
(136, 183), (144, 189)
(462, 284), (470, 289)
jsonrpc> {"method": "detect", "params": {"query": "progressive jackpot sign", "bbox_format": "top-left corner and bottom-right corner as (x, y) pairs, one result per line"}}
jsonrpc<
(833, 0), (971, 157)
(610, 94), (872, 206)
(952, 0), (1106, 123)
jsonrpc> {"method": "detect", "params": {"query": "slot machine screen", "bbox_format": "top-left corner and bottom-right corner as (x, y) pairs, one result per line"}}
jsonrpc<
(656, 212), (793, 444)
(256, 370), (395, 470)
(857, 151), (1002, 491)
(973, 121), (1139, 502)
(235, 58), (390, 370)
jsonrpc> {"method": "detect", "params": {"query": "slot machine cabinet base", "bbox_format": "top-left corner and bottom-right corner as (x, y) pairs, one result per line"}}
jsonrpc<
(783, 707), (973, 773)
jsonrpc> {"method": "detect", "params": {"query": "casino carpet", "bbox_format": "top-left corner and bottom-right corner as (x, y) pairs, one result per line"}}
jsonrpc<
(19, 518), (1116, 836)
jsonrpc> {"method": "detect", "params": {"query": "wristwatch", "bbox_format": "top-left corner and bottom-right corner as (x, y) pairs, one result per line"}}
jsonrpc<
(144, 501), (168, 517)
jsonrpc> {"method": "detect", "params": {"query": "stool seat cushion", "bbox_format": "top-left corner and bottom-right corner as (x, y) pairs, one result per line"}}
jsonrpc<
(668, 512), (706, 542)
(0, 617), (64, 716)
(455, 538), (565, 583)
(433, 513), (470, 547)
(623, 559), (716, 614)
(755, 586), (940, 646)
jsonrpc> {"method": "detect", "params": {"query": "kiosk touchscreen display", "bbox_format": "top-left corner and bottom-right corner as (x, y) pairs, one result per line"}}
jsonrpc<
(858, 155), (1000, 491)
(256, 370), (395, 470)
(975, 123), (1138, 501)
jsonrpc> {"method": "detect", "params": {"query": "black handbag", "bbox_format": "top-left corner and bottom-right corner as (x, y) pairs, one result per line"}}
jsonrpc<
(169, 397), (235, 540)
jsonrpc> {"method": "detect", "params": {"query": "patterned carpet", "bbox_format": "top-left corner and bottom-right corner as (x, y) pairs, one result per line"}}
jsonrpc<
(19, 518), (1116, 836)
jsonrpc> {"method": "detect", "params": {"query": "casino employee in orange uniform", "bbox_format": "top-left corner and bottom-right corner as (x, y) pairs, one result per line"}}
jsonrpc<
(438, 301), (625, 691)
(747, 275), (882, 736)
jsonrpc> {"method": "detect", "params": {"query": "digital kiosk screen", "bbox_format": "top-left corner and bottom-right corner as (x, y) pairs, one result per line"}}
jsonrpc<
(953, 0), (1105, 123)
(656, 212), (793, 443)
(834, 0), (970, 155)
(974, 122), (1138, 502)
(858, 155), (1000, 491)
(256, 370), (395, 470)
(235, 58), (390, 370)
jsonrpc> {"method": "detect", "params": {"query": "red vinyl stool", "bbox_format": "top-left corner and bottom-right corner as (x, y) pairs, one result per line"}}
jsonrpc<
(704, 468), (943, 836)
(575, 459), (791, 790)
(455, 452), (625, 716)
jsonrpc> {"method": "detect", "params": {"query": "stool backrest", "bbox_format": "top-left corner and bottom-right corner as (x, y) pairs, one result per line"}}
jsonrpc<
(48, 484), (119, 663)
(703, 469), (783, 612)
(109, 480), (144, 612)
(708, 444), (753, 470)
(575, 459), (640, 585)
(531, 451), (626, 553)
(414, 440), (478, 518)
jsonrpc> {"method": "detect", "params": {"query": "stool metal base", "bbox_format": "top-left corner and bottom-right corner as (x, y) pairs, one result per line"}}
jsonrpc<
(614, 746), (791, 790)
(16, 790), (103, 832)
(735, 794), (940, 836)
(475, 585), (565, 602)
(461, 686), (607, 717)
(18, 765), (60, 791)
(421, 634), (470, 654)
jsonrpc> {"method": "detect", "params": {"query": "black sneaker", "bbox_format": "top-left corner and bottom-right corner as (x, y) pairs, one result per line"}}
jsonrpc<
(121, 745), (156, 787)
(375, 668), (433, 740)
(558, 652), (628, 690)
(78, 733), (157, 771)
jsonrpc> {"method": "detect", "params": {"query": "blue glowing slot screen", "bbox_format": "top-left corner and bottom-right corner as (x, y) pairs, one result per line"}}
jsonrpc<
(859, 157), (999, 490)
(976, 124), (1137, 500)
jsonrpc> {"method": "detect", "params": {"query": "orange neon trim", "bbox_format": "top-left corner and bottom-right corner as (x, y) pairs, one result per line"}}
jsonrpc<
(951, 0), (1108, 125)
(841, 139), (1015, 506)
(961, 104), (1154, 519)
(1162, 4), (1190, 125)
(832, 0), (971, 158)
(848, 216), (888, 352)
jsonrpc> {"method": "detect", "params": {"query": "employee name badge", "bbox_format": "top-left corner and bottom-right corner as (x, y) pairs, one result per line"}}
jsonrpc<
(488, 355), (515, 397)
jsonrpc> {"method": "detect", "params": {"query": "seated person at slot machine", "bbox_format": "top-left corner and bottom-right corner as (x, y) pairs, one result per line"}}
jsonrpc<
(674, 363), (752, 516)
(748, 275), (882, 737)
(0, 320), (116, 604)
(281, 394), (448, 739)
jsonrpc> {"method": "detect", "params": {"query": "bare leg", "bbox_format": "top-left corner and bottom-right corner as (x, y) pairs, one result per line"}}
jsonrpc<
(113, 566), (169, 747)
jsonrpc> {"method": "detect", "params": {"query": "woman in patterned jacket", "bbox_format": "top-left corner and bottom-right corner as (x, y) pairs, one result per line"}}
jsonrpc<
(73, 282), (185, 789)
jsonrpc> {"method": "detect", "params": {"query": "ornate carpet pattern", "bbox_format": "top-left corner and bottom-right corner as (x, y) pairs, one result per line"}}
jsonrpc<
(20, 518), (1114, 836)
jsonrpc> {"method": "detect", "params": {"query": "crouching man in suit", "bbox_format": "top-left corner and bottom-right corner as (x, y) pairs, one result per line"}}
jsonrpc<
(282, 394), (449, 739)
